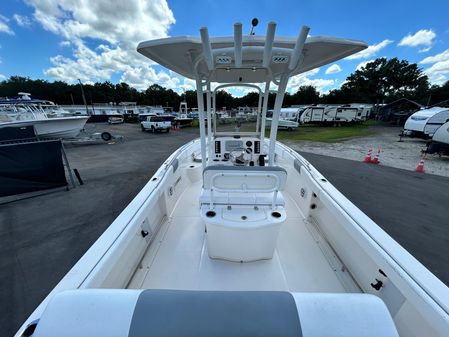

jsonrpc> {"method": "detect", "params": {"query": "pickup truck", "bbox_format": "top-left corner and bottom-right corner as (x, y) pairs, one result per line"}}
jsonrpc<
(141, 116), (171, 133)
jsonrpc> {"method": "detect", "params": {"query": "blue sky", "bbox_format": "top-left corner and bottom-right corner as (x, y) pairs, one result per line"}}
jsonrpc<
(0, 0), (449, 96)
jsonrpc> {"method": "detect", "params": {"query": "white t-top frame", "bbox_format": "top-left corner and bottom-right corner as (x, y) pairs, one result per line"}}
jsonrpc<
(195, 22), (310, 168)
(137, 21), (367, 168)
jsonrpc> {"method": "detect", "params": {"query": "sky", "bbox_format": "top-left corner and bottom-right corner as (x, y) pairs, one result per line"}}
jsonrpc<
(0, 0), (449, 97)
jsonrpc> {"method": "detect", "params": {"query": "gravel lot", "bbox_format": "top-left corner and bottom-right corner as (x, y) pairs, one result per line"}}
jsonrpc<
(283, 125), (449, 177)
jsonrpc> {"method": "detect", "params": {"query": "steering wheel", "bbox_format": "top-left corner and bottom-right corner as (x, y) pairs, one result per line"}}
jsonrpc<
(229, 148), (248, 165)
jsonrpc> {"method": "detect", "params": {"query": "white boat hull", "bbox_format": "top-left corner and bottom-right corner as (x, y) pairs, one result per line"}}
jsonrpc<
(0, 116), (89, 139)
(266, 118), (299, 129)
(15, 138), (449, 337)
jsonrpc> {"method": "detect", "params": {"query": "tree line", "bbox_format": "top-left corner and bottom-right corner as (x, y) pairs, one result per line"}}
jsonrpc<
(1, 57), (448, 110)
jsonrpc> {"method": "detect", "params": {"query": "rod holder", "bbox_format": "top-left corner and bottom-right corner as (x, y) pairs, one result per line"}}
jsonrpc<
(234, 22), (243, 68)
(200, 27), (214, 71)
(288, 25), (310, 71)
(262, 22), (276, 68)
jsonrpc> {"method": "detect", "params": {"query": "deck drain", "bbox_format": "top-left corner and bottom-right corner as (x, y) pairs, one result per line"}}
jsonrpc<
(271, 211), (281, 218)
(206, 211), (216, 218)
(241, 215), (247, 220)
(310, 204), (317, 210)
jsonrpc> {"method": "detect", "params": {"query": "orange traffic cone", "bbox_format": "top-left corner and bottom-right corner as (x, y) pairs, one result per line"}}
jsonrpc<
(415, 159), (425, 173)
(371, 148), (381, 164)
(363, 148), (373, 163)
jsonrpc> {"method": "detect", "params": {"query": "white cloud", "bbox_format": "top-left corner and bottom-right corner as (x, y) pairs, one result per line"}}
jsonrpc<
(0, 15), (14, 35)
(13, 14), (32, 27)
(325, 64), (342, 75)
(229, 87), (260, 97)
(59, 40), (71, 47)
(119, 66), (196, 92)
(419, 46), (431, 53)
(398, 29), (436, 51)
(420, 49), (449, 64)
(345, 39), (393, 60)
(418, 49), (449, 84)
(425, 61), (449, 84)
(26, 0), (176, 88)
(355, 59), (374, 71)
(0, 73), (6, 81)
(287, 68), (334, 94)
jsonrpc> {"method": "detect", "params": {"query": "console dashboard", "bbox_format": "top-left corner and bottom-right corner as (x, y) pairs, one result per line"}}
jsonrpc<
(212, 136), (265, 166)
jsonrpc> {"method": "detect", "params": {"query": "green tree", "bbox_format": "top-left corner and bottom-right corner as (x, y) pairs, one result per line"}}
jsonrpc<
(291, 85), (320, 104)
(427, 81), (449, 105)
(341, 57), (429, 104)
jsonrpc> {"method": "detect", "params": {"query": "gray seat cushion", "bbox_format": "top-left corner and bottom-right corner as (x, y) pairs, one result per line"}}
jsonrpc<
(129, 290), (302, 337)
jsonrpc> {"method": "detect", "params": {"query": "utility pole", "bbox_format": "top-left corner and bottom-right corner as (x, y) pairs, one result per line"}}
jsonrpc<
(78, 79), (90, 116)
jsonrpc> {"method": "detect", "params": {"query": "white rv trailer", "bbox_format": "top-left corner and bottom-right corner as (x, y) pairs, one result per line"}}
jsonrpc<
(404, 107), (449, 139)
(425, 121), (449, 156)
(15, 21), (449, 337)
(280, 107), (304, 122)
(352, 103), (373, 121)
(300, 104), (359, 124)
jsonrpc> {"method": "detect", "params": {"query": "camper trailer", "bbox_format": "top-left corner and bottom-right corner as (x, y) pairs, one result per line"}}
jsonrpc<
(425, 121), (449, 156)
(300, 105), (359, 124)
(353, 104), (373, 121)
(279, 107), (304, 122)
(404, 107), (449, 139)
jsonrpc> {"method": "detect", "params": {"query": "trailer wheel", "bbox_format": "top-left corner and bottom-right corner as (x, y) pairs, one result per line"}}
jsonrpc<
(287, 127), (293, 131)
(141, 124), (145, 131)
(151, 126), (155, 133)
(101, 132), (112, 141)
(166, 128), (170, 133)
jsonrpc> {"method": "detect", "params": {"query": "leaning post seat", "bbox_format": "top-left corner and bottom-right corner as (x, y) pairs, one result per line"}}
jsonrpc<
(200, 165), (287, 262)
(31, 289), (400, 337)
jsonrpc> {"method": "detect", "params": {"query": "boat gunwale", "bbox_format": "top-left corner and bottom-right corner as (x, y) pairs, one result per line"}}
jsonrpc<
(15, 138), (449, 336)
(277, 141), (449, 323)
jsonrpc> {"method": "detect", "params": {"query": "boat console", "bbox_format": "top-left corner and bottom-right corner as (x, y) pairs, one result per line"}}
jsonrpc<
(211, 136), (264, 166)
(138, 21), (369, 262)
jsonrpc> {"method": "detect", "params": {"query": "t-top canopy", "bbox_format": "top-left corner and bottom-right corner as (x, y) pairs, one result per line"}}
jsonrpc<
(137, 32), (367, 83)
(137, 22), (368, 169)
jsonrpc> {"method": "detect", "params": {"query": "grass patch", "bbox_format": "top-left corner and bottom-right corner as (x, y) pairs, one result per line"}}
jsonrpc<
(192, 119), (376, 143)
(277, 123), (375, 142)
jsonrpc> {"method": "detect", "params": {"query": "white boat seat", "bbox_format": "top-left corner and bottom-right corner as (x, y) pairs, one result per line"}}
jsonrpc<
(199, 190), (285, 206)
(201, 165), (287, 208)
(32, 289), (399, 337)
(200, 165), (287, 261)
(203, 165), (287, 190)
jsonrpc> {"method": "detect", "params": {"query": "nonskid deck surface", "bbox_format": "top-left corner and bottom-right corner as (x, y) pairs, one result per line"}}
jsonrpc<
(128, 181), (346, 292)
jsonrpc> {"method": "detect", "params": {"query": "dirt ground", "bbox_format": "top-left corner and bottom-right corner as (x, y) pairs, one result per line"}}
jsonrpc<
(283, 125), (449, 177)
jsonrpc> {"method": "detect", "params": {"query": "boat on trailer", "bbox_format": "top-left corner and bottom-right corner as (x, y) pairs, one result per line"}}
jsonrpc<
(16, 22), (449, 337)
(0, 93), (89, 139)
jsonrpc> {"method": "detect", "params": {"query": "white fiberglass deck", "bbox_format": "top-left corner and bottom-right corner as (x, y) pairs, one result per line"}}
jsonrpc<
(128, 180), (348, 293)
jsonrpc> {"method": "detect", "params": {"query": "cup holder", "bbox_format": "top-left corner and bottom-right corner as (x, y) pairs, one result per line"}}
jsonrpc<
(271, 211), (282, 218)
(206, 210), (216, 218)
